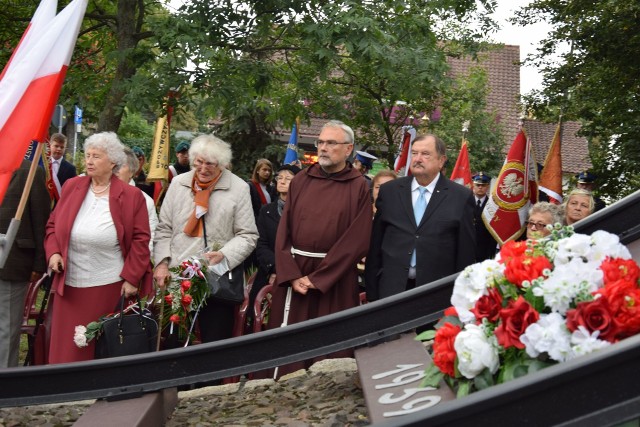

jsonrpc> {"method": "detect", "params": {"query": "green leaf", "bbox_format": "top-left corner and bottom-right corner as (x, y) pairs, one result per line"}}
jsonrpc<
(456, 380), (471, 398)
(473, 368), (495, 390)
(415, 330), (436, 341)
(435, 315), (463, 329)
(420, 364), (444, 388)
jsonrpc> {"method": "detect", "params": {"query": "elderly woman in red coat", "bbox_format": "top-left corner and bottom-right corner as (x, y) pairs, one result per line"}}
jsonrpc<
(45, 132), (151, 364)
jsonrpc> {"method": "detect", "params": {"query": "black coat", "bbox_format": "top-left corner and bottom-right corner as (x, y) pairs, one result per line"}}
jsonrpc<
(56, 158), (77, 188)
(249, 201), (281, 308)
(365, 174), (476, 301)
(0, 160), (51, 281)
(254, 201), (281, 288)
(248, 180), (277, 220)
(474, 197), (499, 262)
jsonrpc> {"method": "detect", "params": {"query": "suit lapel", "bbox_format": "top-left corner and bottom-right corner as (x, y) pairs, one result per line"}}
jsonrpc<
(398, 177), (416, 227)
(418, 175), (448, 228)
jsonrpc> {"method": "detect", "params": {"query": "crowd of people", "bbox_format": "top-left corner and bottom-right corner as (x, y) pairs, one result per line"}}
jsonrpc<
(0, 120), (605, 371)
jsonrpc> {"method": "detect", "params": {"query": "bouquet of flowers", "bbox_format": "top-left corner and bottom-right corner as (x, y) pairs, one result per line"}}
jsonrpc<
(419, 226), (640, 397)
(157, 256), (210, 342)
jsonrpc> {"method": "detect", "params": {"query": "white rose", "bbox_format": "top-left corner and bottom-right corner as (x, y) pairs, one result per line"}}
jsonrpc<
(590, 230), (631, 261)
(554, 234), (593, 264)
(454, 324), (500, 379)
(73, 325), (88, 348)
(520, 313), (572, 362)
(451, 259), (504, 323)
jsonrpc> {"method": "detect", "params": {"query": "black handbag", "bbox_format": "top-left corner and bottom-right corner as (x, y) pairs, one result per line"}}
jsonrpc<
(206, 264), (245, 304)
(94, 295), (158, 359)
(202, 217), (245, 305)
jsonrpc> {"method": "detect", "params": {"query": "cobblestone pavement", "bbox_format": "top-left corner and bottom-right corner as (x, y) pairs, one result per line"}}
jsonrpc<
(0, 359), (368, 427)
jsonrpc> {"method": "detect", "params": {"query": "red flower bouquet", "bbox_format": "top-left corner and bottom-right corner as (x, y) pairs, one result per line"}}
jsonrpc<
(419, 227), (640, 396)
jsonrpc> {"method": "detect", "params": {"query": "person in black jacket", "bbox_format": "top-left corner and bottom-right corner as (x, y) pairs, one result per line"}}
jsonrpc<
(49, 133), (77, 195)
(472, 172), (499, 261)
(0, 160), (50, 367)
(247, 164), (300, 330)
(365, 134), (476, 301)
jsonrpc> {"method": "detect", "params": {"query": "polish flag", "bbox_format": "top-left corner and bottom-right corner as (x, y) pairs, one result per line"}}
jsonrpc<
(449, 138), (472, 188)
(0, 0), (87, 205)
(0, 0), (57, 81)
(394, 126), (416, 177)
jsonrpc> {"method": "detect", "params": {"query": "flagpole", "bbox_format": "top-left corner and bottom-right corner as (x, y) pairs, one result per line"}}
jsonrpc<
(0, 141), (44, 268)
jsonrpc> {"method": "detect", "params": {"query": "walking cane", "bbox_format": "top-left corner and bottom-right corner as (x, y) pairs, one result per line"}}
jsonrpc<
(273, 286), (293, 380)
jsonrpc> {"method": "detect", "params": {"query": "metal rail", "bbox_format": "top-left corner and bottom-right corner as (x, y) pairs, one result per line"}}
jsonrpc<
(0, 190), (638, 413)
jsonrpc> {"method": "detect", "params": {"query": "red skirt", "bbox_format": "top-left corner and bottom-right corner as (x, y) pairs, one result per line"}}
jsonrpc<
(48, 281), (123, 365)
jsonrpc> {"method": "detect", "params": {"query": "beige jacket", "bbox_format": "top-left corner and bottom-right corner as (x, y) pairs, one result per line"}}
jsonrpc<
(154, 169), (258, 269)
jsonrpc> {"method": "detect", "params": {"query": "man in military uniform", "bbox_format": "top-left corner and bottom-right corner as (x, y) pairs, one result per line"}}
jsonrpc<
(472, 172), (498, 261)
(575, 171), (606, 212)
(353, 151), (377, 182)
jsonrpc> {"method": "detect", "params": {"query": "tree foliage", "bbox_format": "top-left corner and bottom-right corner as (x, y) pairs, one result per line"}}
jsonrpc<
(514, 0), (640, 200)
(1, 0), (505, 177)
(163, 0), (501, 172)
(430, 65), (505, 177)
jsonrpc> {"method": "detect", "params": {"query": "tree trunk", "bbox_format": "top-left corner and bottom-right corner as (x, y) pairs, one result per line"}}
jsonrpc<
(97, 0), (140, 132)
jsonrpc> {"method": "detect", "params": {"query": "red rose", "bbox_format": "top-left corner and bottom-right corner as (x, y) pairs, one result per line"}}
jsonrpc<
(494, 296), (540, 349)
(181, 280), (192, 291)
(164, 294), (173, 304)
(504, 255), (552, 287)
(181, 294), (193, 305)
(471, 288), (503, 323)
(596, 280), (640, 338)
(600, 258), (640, 285)
(499, 241), (528, 263)
(566, 297), (617, 342)
(432, 322), (461, 377)
(444, 306), (458, 317)
(169, 314), (181, 324)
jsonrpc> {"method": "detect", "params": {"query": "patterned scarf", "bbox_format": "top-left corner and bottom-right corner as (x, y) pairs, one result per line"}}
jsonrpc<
(183, 172), (222, 237)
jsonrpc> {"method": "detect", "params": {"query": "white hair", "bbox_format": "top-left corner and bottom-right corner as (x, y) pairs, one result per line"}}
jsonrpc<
(84, 132), (126, 170)
(322, 120), (355, 145)
(189, 134), (233, 168)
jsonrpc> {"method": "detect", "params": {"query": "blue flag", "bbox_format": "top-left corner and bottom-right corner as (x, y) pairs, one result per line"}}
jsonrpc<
(283, 123), (298, 164)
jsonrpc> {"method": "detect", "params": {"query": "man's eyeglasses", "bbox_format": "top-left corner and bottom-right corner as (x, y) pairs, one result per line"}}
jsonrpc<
(314, 139), (351, 148)
(525, 221), (549, 230)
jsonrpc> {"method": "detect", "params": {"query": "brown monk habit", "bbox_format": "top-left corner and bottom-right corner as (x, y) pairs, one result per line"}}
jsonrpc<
(267, 162), (372, 378)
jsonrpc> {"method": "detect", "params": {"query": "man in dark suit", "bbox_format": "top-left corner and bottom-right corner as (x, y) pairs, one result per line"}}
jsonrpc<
(0, 160), (50, 367)
(472, 172), (499, 261)
(365, 134), (476, 301)
(49, 133), (77, 195)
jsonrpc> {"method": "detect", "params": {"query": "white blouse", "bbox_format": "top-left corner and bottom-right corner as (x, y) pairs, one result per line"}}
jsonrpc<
(65, 191), (124, 287)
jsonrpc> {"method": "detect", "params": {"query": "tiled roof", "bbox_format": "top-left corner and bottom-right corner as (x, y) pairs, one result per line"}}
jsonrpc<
(524, 120), (591, 174)
(447, 45), (521, 144)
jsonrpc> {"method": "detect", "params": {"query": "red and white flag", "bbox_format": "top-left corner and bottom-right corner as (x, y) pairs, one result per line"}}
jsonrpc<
(0, 0), (57, 81)
(0, 0), (87, 205)
(538, 124), (563, 204)
(450, 138), (472, 188)
(394, 126), (416, 177)
(482, 130), (539, 245)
